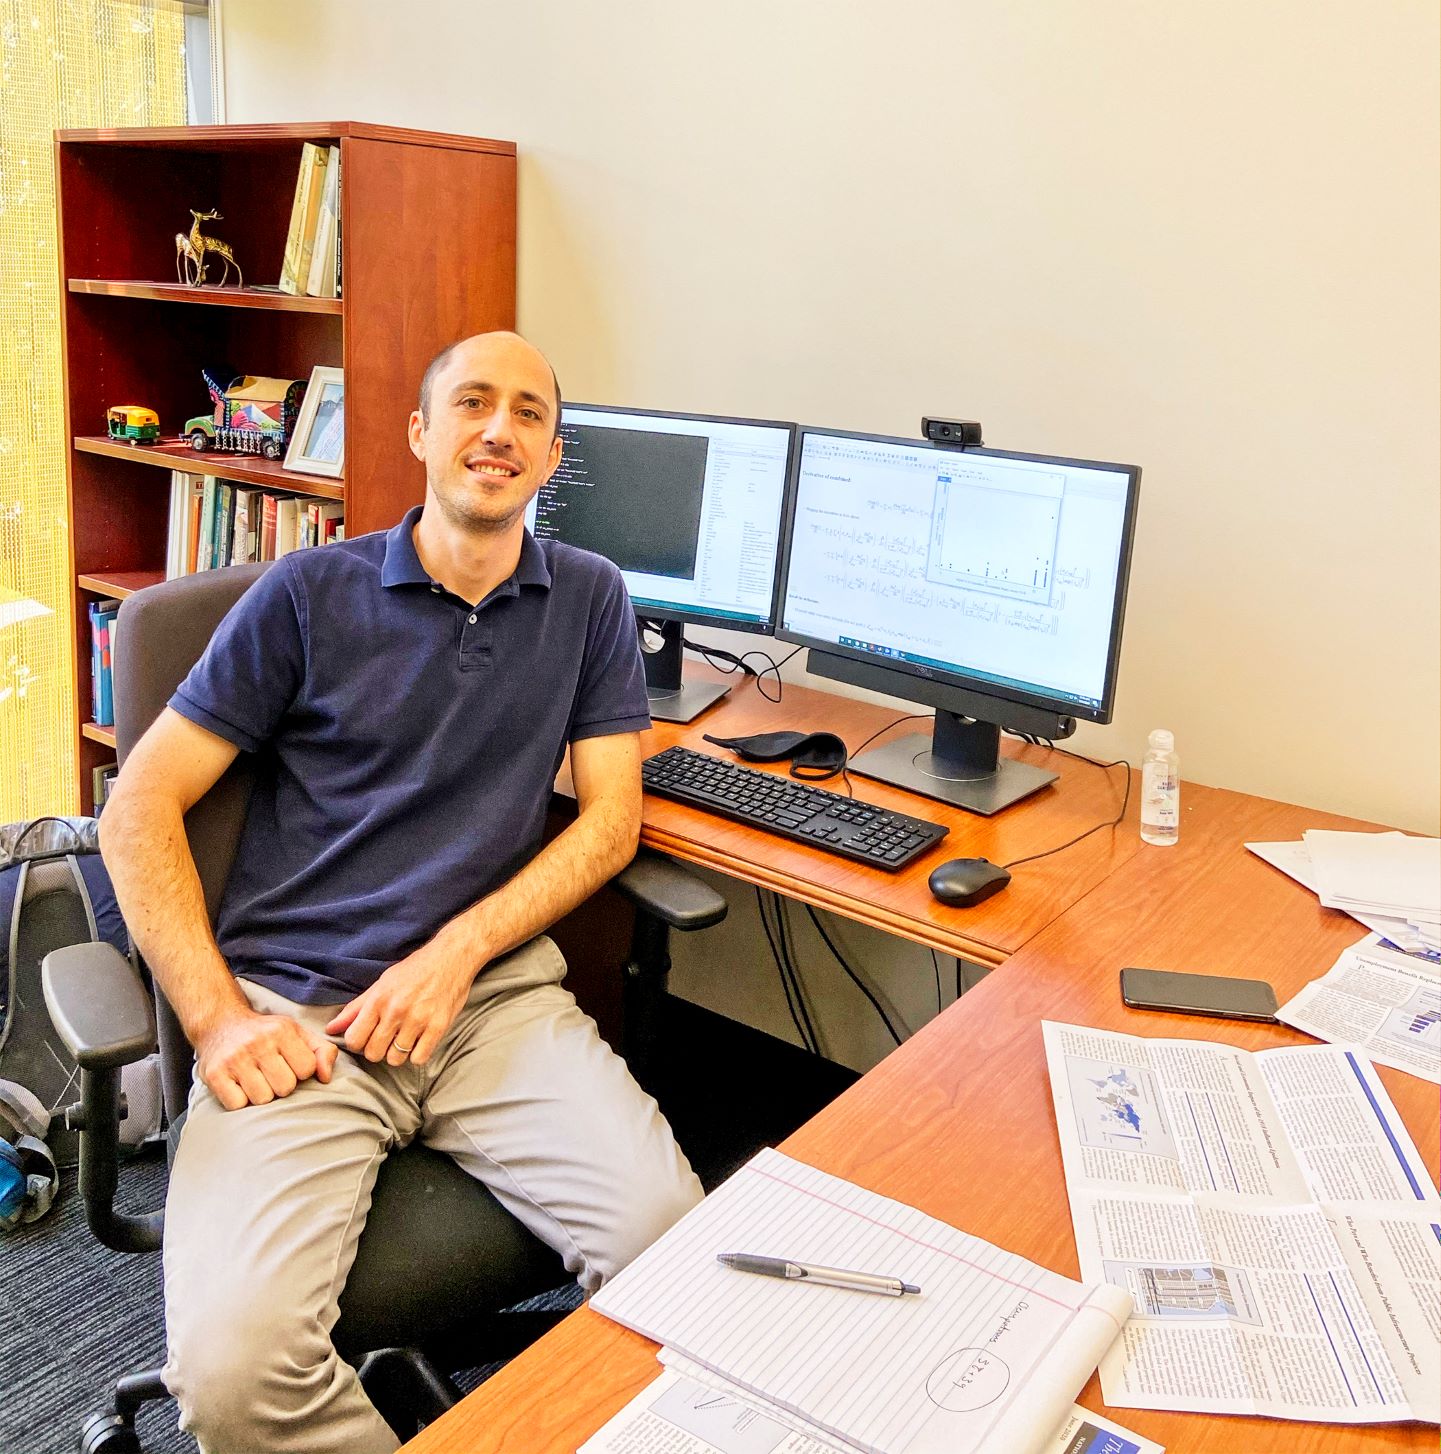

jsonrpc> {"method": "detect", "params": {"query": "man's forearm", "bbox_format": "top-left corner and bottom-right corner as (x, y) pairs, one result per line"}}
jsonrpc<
(99, 787), (250, 1041)
(431, 796), (639, 975)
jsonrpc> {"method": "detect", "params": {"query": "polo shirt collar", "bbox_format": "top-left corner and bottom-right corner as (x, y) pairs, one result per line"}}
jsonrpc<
(380, 505), (553, 594)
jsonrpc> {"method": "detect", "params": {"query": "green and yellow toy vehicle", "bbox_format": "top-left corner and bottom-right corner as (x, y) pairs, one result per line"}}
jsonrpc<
(105, 405), (160, 445)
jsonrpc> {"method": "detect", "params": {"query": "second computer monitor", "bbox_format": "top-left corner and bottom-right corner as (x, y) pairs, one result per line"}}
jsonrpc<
(526, 403), (796, 721)
(778, 426), (1140, 813)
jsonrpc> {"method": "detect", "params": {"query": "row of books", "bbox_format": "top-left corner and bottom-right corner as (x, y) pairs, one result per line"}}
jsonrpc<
(279, 142), (342, 298)
(165, 471), (345, 578)
(89, 598), (120, 727)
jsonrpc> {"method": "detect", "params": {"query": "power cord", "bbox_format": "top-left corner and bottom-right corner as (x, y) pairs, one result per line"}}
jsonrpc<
(997, 745), (1132, 872)
(685, 641), (805, 704)
(803, 904), (904, 1046)
(755, 888), (819, 1054)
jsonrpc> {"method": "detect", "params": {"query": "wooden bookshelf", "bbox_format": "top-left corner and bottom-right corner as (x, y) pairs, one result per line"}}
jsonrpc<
(58, 120), (518, 811)
(76, 570), (164, 599)
(74, 436), (346, 498)
(68, 279), (344, 313)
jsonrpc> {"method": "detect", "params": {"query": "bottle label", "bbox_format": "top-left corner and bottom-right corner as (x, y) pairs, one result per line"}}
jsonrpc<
(1142, 764), (1179, 826)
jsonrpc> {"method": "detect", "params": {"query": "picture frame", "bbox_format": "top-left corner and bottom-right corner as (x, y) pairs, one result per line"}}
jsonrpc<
(284, 365), (345, 478)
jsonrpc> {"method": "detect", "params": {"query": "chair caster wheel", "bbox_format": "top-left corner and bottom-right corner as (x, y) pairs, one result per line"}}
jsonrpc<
(79, 1408), (141, 1454)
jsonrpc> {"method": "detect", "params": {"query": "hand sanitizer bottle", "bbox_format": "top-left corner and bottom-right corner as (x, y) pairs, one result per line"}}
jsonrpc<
(1140, 729), (1180, 846)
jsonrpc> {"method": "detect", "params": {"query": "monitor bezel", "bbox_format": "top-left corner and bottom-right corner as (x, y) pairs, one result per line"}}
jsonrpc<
(774, 424), (1141, 726)
(539, 401), (799, 636)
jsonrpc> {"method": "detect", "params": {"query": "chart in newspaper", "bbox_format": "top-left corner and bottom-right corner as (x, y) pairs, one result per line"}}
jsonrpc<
(1043, 1022), (1440, 1423)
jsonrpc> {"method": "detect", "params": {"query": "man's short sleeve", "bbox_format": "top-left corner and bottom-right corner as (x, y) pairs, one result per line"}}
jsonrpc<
(571, 565), (651, 741)
(168, 562), (306, 753)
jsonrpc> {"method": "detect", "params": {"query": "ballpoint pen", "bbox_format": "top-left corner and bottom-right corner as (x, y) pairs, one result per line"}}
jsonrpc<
(717, 1252), (921, 1296)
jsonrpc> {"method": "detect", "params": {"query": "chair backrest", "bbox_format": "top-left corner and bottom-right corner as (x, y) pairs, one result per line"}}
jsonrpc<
(113, 563), (271, 1117)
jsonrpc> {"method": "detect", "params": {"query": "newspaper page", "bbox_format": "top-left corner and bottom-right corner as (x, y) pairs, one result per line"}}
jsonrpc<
(580, 1366), (1164, 1454)
(1044, 1022), (1440, 1423)
(1277, 935), (1441, 1084)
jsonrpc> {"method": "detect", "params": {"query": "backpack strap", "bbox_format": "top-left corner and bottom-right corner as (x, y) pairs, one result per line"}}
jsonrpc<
(0, 1075), (49, 1142)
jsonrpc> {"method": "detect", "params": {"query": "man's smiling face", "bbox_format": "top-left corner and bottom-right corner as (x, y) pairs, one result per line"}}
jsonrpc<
(408, 332), (563, 534)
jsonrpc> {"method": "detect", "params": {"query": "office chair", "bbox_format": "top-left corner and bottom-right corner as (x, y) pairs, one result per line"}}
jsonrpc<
(42, 563), (726, 1453)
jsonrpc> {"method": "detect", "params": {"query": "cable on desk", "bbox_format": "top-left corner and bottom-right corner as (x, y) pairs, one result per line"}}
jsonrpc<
(682, 641), (805, 704)
(997, 749), (1133, 872)
(803, 904), (904, 1046)
(756, 887), (818, 1054)
(931, 948), (944, 1017)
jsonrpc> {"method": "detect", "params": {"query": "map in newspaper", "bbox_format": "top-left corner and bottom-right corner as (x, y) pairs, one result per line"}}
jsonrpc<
(1068, 1057), (1177, 1157)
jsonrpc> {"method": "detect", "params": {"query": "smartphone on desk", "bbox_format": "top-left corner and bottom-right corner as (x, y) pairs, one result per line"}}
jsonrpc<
(1120, 967), (1279, 1023)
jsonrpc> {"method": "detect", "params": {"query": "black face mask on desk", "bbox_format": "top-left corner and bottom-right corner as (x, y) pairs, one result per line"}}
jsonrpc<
(702, 730), (849, 782)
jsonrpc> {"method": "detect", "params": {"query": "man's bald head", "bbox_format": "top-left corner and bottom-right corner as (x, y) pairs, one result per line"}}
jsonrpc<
(418, 331), (562, 437)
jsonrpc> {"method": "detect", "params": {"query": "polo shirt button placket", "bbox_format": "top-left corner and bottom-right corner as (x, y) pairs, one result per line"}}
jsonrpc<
(459, 605), (493, 671)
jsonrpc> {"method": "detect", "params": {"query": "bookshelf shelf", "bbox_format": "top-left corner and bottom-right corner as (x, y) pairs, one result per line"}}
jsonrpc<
(77, 570), (164, 599)
(59, 120), (518, 810)
(69, 279), (344, 314)
(74, 437), (346, 499)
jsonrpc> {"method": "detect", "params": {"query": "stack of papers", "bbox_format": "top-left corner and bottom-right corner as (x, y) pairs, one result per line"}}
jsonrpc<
(589, 1148), (1132, 1454)
(1248, 830), (1441, 955)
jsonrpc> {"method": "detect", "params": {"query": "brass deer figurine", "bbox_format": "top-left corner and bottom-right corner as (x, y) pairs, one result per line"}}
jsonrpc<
(187, 208), (244, 288)
(175, 231), (200, 285)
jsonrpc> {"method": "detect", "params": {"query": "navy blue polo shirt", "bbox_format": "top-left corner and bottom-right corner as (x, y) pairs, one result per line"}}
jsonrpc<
(170, 506), (650, 1003)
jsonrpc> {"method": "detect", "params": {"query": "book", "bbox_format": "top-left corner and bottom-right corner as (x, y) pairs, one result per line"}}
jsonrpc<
(293, 144), (332, 300)
(187, 478), (205, 575)
(165, 471), (187, 580)
(279, 142), (323, 295)
(275, 496), (299, 557)
(91, 762), (118, 811)
(260, 492), (278, 561)
(305, 144), (341, 298)
(213, 482), (233, 569)
(196, 476), (216, 572)
(88, 598), (121, 726)
(315, 500), (344, 543)
(232, 488), (260, 564)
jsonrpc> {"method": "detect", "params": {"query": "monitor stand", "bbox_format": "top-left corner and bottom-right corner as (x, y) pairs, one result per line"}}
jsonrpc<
(850, 709), (1057, 816)
(641, 620), (731, 724)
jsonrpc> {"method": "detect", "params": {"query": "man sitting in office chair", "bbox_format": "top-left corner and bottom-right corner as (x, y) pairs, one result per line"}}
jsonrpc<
(99, 331), (704, 1454)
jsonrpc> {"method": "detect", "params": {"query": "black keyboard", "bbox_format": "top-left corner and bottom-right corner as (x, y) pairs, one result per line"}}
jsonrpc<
(642, 745), (949, 870)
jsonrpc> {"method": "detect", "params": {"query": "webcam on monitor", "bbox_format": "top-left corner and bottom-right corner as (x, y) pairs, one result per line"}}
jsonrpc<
(921, 417), (984, 448)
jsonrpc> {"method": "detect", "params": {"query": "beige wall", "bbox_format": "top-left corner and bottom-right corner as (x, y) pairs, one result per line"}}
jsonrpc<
(223, 0), (1439, 833)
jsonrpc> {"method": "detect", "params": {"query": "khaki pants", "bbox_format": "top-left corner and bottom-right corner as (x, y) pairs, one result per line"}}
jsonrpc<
(161, 937), (702, 1454)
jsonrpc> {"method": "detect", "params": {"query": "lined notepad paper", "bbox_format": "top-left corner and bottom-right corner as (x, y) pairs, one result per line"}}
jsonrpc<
(592, 1149), (1131, 1454)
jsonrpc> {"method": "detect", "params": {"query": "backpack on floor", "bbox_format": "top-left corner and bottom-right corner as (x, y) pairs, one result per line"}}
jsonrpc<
(0, 817), (161, 1189)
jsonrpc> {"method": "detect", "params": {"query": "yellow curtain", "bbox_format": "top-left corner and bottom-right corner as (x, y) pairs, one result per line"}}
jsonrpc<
(0, 0), (189, 821)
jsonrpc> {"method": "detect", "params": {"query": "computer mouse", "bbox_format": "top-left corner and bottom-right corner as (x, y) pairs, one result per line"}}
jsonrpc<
(927, 857), (1012, 908)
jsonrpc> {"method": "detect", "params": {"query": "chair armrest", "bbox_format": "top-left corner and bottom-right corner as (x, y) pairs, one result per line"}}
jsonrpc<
(42, 941), (155, 1071)
(614, 850), (727, 932)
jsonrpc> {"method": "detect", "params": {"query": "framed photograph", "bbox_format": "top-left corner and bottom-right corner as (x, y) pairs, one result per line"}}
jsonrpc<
(285, 365), (345, 478)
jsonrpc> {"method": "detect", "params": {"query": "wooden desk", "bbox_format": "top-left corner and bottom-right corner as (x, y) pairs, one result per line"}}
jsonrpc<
(404, 780), (1438, 1453)
(613, 667), (1143, 967)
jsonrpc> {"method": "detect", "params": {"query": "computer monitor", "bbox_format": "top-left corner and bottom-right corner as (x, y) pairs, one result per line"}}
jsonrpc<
(777, 426), (1140, 814)
(525, 403), (796, 722)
